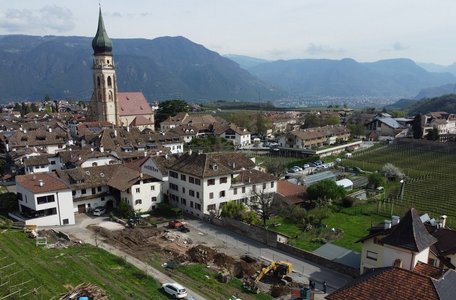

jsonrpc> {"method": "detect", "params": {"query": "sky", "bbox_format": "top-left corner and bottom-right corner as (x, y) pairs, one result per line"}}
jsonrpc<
(1, 0), (456, 65)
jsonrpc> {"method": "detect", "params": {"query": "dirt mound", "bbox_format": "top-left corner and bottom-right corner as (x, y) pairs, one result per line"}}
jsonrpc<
(270, 285), (291, 297)
(213, 252), (235, 268)
(186, 245), (216, 263)
(233, 260), (257, 278)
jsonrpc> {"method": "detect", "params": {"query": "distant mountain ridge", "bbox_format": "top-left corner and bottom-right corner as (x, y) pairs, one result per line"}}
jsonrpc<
(0, 34), (455, 103)
(0, 35), (283, 102)
(244, 57), (456, 98)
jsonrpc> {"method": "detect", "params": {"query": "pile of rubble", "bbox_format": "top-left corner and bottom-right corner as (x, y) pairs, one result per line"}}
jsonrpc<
(59, 283), (108, 300)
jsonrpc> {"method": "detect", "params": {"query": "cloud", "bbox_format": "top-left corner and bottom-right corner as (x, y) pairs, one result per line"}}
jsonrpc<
(0, 5), (75, 33)
(305, 43), (346, 55)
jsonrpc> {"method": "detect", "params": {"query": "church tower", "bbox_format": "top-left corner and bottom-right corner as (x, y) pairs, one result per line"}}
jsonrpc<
(88, 8), (119, 125)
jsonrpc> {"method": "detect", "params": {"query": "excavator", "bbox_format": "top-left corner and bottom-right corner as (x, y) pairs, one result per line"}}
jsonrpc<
(242, 260), (293, 293)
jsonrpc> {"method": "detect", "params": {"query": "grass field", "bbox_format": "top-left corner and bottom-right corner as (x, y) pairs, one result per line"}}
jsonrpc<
(0, 229), (167, 300)
(0, 228), (276, 300)
(268, 204), (386, 252)
(343, 143), (456, 225)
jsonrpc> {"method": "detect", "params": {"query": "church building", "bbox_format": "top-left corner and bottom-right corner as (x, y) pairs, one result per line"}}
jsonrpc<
(87, 8), (155, 131)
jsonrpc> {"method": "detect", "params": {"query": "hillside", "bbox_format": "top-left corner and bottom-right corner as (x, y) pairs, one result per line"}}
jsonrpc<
(414, 83), (456, 99)
(407, 94), (456, 115)
(0, 35), (284, 102)
(248, 58), (455, 98)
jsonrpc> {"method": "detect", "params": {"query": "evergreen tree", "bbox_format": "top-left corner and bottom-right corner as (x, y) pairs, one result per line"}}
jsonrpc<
(412, 114), (423, 139)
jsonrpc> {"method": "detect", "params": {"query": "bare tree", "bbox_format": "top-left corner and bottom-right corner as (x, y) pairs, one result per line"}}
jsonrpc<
(249, 189), (275, 227)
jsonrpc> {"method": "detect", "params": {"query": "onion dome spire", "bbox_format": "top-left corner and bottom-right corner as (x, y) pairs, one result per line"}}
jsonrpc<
(92, 7), (112, 54)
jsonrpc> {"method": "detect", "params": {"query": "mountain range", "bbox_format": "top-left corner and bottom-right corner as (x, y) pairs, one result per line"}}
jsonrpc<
(0, 34), (456, 104)
(240, 56), (456, 98)
(0, 35), (282, 103)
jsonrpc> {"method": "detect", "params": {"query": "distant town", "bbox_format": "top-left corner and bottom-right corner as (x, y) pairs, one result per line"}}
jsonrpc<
(1, 8), (456, 300)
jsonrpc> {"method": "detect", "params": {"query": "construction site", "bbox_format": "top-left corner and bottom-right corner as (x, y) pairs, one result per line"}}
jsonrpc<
(87, 221), (312, 299)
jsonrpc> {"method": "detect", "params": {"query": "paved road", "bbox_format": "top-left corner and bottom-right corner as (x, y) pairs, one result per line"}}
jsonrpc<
(56, 215), (207, 300)
(186, 219), (353, 294)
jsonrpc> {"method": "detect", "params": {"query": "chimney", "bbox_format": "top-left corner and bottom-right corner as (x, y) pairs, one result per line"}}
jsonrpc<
(99, 146), (104, 152)
(126, 126), (130, 132)
(440, 215), (448, 228)
(188, 149), (193, 155)
(392, 215), (400, 226)
(38, 180), (44, 187)
(144, 151), (147, 157)
(139, 172), (143, 178)
(48, 127), (52, 133)
(393, 259), (403, 268)
(384, 220), (392, 230)
(114, 129), (117, 137)
(90, 147), (94, 152)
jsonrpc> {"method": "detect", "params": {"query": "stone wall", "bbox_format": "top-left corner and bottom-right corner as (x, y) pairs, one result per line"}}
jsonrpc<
(277, 243), (359, 278)
(212, 217), (288, 247)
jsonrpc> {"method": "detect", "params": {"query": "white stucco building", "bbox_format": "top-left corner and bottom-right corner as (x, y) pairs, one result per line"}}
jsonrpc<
(16, 173), (75, 226)
(168, 151), (277, 218)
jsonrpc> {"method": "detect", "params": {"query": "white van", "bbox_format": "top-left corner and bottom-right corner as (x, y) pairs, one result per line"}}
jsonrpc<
(162, 282), (188, 298)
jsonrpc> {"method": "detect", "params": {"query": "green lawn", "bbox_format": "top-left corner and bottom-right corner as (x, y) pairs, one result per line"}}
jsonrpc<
(323, 206), (386, 252)
(268, 204), (386, 252)
(0, 230), (167, 299)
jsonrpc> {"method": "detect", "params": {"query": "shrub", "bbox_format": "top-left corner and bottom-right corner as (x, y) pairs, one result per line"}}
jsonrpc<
(341, 196), (355, 208)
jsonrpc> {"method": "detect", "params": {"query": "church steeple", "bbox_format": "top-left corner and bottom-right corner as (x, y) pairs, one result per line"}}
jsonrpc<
(88, 7), (119, 126)
(92, 7), (112, 54)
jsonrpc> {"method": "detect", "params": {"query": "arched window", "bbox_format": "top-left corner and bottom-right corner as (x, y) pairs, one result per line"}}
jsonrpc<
(107, 76), (112, 87)
(107, 59), (110, 64)
(108, 91), (113, 101)
(97, 76), (101, 87)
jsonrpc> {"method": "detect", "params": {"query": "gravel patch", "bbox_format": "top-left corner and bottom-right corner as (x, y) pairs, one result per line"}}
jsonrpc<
(98, 221), (125, 231)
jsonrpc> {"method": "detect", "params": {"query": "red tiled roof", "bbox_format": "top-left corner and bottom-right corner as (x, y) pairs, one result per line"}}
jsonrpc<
(276, 180), (307, 205)
(277, 180), (307, 197)
(118, 92), (153, 116)
(16, 173), (70, 193)
(413, 261), (444, 279)
(131, 115), (153, 126)
(326, 267), (439, 300)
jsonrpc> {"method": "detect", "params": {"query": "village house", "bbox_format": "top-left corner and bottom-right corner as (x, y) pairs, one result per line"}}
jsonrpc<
(422, 111), (456, 137)
(358, 208), (456, 274)
(365, 113), (406, 141)
(167, 151), (277, 218)
(277, 125), (350, 149)
(16, 172), (74, 226)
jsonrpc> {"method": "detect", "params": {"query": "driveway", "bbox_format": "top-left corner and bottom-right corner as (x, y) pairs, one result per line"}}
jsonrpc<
(57, 214), (207, 300)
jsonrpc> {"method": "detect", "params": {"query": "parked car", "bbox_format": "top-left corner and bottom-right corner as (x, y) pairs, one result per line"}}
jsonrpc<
(162, 282), (187, 299)
(92, 206), (106, 216)
(292, 166), (303, 172)
(303, 164), (310, 169)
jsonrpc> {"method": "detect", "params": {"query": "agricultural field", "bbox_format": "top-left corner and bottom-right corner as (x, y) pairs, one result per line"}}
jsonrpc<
(343, 142), (456, 225)
(0, 229), (167, 299)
